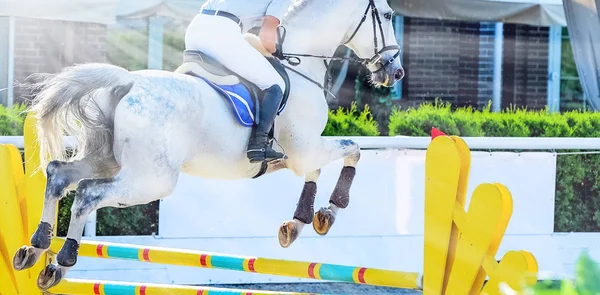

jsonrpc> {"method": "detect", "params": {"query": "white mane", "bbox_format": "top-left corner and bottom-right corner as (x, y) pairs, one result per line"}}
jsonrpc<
(283, 0), (317, 20)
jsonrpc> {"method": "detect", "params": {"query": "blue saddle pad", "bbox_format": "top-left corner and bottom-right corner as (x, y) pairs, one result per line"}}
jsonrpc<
(197, 76), (256, 127)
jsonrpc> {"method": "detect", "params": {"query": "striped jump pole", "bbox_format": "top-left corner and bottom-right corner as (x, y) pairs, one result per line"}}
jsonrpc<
(49, 278), (343, 295)
(50, 238), (422, 290)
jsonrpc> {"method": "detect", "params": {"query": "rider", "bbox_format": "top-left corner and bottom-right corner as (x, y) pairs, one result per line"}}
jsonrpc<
(185, 0), (293, 163)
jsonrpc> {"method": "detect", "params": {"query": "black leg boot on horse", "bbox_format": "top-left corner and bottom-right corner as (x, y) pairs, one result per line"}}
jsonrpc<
(247, 84), (286, 163)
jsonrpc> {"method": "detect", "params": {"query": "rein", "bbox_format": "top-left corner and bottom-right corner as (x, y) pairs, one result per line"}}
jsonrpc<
(272, 0), (400, 98)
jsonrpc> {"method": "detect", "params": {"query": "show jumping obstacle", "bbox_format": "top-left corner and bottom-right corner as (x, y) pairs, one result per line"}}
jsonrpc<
(1, 114), (539, 295)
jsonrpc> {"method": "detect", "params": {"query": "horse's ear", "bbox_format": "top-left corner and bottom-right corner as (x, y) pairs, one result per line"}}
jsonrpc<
(243, 33), (273, 57)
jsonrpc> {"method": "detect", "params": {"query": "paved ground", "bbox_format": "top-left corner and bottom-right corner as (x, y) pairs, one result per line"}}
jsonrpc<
(205, 283), (422, 294)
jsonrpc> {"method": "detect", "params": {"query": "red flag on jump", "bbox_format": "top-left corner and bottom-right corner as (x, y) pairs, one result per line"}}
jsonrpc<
(431, 127), (447, 140)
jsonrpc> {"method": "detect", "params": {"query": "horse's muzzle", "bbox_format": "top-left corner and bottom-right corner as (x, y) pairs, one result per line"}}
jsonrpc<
(394, 68), (405, 81)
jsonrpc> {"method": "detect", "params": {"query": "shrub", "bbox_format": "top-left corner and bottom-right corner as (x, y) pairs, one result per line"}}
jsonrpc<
(0, 104), (27, 136)
(323, 102), (380, 136)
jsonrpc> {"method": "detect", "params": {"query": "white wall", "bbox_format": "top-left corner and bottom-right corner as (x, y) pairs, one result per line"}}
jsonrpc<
(159, 149), (557, 238)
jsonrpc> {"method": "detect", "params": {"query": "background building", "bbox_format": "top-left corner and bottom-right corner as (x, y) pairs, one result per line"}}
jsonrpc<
(0, 0), (586, 115)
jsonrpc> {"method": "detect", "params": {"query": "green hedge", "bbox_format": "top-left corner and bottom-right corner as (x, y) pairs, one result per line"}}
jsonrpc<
(0, 103), (26, 136)
(3, 100), (600, 235)
(56, 193), (159, 237)
(323, 102), (380, 136)
(388, 101), (600, 138)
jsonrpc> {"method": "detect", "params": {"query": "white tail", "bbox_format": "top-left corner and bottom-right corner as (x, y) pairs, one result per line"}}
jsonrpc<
(27, 63), (136, 173)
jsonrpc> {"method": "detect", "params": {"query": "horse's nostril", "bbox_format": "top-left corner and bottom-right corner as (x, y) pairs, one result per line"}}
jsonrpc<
(395, 68), (405, 80)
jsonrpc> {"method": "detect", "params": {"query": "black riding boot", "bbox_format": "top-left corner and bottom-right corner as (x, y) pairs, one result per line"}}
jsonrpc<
(247, 84), (286, 163)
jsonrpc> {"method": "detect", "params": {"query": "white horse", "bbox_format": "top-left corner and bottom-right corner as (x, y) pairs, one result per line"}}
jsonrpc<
(13, 0), (404, 290)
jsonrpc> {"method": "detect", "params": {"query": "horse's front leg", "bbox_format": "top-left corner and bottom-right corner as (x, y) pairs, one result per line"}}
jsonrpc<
(278, 138), (360, 247)
(311, 139), (359, 236)
(278, 169), (320, 248)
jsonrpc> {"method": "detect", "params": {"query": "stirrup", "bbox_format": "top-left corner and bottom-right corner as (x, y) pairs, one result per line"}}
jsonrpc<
(247, 146), (285, 163)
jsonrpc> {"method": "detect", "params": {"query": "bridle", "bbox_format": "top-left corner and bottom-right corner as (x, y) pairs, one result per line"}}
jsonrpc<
(341, 0), (401, 74)
(273, 0), (401, 97)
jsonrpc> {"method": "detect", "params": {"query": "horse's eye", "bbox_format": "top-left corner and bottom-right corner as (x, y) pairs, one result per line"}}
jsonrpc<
(384, 12), (392, 20)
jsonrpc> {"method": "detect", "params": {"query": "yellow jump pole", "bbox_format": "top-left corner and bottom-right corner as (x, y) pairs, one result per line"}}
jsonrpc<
(50, 237), (421, 290)
(49, 278), (337, 295)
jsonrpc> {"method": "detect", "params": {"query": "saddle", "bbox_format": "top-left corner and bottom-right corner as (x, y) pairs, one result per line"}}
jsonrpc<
(174, 33), (291, 128)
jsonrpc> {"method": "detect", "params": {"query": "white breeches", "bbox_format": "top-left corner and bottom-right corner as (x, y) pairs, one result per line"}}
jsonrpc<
(184, 13), (285, 91)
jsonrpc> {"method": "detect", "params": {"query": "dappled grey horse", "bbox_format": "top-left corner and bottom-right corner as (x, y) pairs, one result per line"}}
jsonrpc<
(13, 0), (404, 290)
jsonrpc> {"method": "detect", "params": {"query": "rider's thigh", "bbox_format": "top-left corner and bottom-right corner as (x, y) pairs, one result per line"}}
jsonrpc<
(185, 14), (284, 91)
(184, 14), (224, 50)
(219, 38), (285, 91)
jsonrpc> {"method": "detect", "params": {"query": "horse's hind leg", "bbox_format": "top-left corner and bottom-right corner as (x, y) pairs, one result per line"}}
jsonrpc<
(35, 164), (179, 291)
(278, 138), (360, 247)
(13, 158), (118, 271)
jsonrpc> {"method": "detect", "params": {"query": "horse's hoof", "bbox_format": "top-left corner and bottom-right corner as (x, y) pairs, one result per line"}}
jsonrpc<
(313, 207), (336, 236)
(13, 246), (43, 271)
(278, 220), (301, 248)
(37, 264), (64, 291)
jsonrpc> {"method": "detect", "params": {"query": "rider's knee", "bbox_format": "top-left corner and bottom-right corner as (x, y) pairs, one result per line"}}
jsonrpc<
(275, 76), (285, 92)
(261, 74), (285, 93)
(264, 84), (283, 97)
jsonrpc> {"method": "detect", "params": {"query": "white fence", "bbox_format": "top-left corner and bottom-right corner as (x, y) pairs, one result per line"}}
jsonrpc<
(3, 135), (600, 150)
(2, 135), (600, 284)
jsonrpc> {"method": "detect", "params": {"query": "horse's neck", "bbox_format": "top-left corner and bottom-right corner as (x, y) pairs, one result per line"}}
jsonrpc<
(280, 0), (358, 89)
(289, 58), (328, 89)
(281, 0), (357, 57)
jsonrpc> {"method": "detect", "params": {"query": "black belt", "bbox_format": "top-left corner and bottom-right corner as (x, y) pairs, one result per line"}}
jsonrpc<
(200, 9), (243, 31)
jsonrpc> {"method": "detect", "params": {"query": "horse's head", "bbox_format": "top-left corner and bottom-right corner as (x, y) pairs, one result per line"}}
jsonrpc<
(343, 0), (404, 87)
